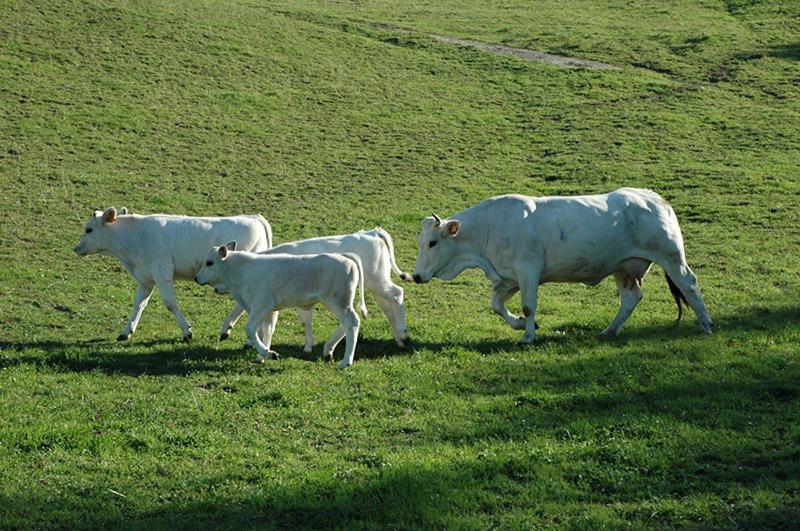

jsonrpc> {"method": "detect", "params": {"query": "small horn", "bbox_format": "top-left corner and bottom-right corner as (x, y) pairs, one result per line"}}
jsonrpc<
(432, 213), (442, 226)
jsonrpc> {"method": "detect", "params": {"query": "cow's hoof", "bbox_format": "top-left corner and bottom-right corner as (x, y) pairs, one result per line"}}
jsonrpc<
(219, 331), (230, 341)
(117, 333), (130, 341)
(255, 355), (266, 363)
(600, 327), (618, 337)
(270, 350), (280, 360)
(516, 339), (536, 348)
(398, 337), (412, 350)
(338, 361), (352, 370)
(303, 346), (313, 354)
(182, 332), (193, 343)
(322, 352), (333, 362)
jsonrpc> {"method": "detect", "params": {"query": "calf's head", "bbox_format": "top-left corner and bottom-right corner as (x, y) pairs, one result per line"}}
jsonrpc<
(412, 214), (461, 284)
(194, 241), (237, 294)
(74, 207), (126, 256)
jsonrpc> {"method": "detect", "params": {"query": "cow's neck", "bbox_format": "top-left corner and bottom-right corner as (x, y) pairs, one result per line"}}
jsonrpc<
(103, 218), (139, 265)
(449, 215), (502, 282)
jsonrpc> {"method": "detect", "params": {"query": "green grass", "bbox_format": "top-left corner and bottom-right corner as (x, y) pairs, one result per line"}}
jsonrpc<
(1, 0), (799, 528)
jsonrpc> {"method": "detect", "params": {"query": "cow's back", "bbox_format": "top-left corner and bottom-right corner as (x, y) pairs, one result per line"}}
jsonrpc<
(132, 215), (268, 279)
(266, 231), (384, 279)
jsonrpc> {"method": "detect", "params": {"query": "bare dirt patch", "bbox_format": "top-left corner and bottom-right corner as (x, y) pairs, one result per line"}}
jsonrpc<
(429, 35), (617, 70)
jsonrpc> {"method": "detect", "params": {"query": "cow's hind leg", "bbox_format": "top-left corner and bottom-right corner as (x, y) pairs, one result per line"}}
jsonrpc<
(659, 260), (712, 334)
(298, 309), (314, 353)
(322, 326), (346, 362)
(335, 306), (361, 369)
(119, 281), (154, 340)
(219, 304), (246, 341)
(372, 282), (409, 348)
(601, 260), (650, 336)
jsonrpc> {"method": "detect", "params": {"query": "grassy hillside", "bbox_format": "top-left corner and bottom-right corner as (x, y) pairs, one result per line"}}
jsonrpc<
(1, 0), (799, 527)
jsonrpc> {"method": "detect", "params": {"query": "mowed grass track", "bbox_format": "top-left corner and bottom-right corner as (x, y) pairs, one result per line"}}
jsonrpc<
(1, 0), (799, 527)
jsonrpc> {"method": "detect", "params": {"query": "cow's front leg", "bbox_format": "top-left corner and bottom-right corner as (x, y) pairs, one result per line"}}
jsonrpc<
(219, 303), (246, 341)
(491, 283), (525, 330)
(298, 309), (314, 353)
(246, 309), (279, 363)
(516, 271), (541, 345)
(155, 278), (193, 341)
(119, 281), (154, 340)
(259, 311), (280, 351)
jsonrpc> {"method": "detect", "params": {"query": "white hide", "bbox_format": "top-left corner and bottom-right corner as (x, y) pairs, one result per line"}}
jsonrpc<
(195, 246), (367, 369)
(75, 208), (272, 341)
(218, 228), (410, 350)
(412, 188), (712, 343)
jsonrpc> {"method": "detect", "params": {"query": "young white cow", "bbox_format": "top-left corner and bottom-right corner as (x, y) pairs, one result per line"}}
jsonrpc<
(412, 188), (713, 344)
(218, 228), (410, 351)
(74, 208), (272, 341)
(194, 244), (368, 369)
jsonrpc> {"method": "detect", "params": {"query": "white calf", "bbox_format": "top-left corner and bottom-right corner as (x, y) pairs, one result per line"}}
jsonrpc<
(75, 208), (272, 341)
(218, 228), (410, 350)
(195, 243), (368, 369)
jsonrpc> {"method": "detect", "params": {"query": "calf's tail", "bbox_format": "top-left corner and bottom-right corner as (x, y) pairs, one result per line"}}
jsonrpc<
(342, 252), (368, 319)
(255, 214), (273, 251)
(373, 228), (411, 281)
(665, 273), (688, 321)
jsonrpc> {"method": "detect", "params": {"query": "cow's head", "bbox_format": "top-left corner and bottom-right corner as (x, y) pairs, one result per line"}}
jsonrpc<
(412, 214), (461, 284)
(194, 241), (237, 294)
(74, 207), (126, 256)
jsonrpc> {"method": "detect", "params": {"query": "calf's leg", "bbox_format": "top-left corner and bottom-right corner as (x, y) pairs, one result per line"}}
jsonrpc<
(155, 278), (193, 341)
(119, 281), (154, 340)
(219, 304), (246, 341)
(298, 309), (314, 353)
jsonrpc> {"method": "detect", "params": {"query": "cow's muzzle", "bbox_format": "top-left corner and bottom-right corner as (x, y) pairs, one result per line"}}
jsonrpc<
(412, 274), (424, 284)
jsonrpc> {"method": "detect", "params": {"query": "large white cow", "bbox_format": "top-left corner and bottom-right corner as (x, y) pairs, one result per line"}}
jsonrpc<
(74, 208), (272, 341)
(218, 228), (410, 350)
(194, 244), (367, 369)
(412, 188), (712, 343)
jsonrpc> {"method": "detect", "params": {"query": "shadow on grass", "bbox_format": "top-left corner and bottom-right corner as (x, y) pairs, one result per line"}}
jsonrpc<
(1, 305), (797, 375)
(2, 451), (799, 529)
(738, 43), (800, 61)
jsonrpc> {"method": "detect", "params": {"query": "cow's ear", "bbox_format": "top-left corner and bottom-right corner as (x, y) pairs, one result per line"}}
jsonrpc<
(444, 219), (460, 237)
(225, 240), (237, 251)
(119, 207), (128, 215)
(102, 207), (117, 224)
(218, 245), (228, 260)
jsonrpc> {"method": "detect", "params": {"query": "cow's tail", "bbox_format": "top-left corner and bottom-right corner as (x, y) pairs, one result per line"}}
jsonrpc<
(254, 214), (273, 252)
(342, 252), (368, 319)
(665, 273), (688, 321)
(373, 227), (411, 282)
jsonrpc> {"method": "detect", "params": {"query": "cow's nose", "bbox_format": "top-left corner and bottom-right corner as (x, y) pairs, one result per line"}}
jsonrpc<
(194, 277), (200, 284)
(412, 274), (422, 284)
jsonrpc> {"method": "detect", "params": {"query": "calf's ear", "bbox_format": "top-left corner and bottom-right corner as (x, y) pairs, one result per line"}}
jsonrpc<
(225, 241), (237, 251)
(444, 219), (460, 237)
(102, 207), (117, 224)
(218, 245), (228, 259)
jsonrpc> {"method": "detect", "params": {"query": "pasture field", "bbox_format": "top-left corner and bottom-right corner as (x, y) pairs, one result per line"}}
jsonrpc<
(1, 0), (799, 528)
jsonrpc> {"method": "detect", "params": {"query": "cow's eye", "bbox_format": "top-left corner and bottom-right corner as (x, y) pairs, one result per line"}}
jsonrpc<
(85, 228), (93, 234)
(429, 240), (437, 248)
(205, 261), (213, 266)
